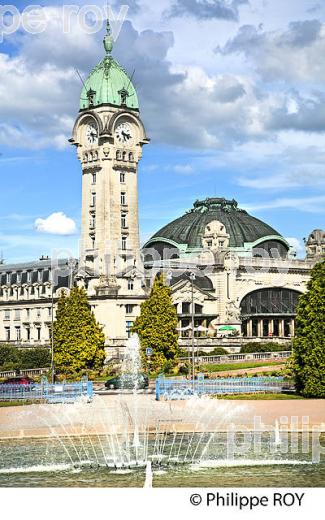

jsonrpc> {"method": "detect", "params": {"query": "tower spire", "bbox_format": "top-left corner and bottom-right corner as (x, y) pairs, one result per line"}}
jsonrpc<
(103, 14), (113, 55)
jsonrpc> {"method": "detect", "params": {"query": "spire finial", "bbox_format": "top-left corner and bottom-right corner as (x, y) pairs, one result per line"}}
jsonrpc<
(103, 11), (113, 55)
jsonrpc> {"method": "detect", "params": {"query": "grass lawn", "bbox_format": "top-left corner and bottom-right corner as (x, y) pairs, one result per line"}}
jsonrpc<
(198, 360), (286, 373)
(216, 393), (304, 400)
(0, 400), (38, 407)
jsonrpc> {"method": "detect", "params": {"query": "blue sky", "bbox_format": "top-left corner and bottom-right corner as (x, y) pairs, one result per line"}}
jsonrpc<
(0, 0), (324, 262)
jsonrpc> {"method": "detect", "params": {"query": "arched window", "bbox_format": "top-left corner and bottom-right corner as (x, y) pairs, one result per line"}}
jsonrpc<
(253, 240), (289, 259)
(129, 152), (134, 162)
(241, 288), (301, 316)
(116, 150), (122, 160)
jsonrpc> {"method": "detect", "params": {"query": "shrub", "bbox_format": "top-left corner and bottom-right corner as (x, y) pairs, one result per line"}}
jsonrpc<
(0, 345), (51, 371)
(210, 347), (227, 356)
(240, 342), (290, 353)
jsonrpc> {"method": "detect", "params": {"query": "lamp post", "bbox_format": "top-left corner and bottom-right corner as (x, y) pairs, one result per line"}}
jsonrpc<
(40, 282), (55, 384)
(189, 272), (196, 383)
(50, 282), (55, 384)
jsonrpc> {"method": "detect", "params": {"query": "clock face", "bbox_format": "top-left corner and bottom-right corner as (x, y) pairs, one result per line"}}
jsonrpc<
(115, 122), (133, 144)
(85, 123), (98, 145)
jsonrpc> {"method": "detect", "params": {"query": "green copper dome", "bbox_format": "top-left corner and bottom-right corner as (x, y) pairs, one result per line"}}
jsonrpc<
(80, 21), (139, 111)
(145, 198), (289, 251)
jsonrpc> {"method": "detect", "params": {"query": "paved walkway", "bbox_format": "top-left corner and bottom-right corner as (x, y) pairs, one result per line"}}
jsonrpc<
(0, 395), (324, 439)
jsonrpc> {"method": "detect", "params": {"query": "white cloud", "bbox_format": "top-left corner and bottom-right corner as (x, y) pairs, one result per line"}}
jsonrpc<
(285, 237), (305, 256)
(244, 195), (325, 213)
(238, 166), (325, 190)
(173, 164), (194, 174)
(217, 19), (325, 83)
(34, 212), (77, 235)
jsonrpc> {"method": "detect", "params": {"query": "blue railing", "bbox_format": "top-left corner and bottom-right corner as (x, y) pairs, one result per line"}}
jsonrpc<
(0, 377), (93, 403)
(156, 375), (292, 401)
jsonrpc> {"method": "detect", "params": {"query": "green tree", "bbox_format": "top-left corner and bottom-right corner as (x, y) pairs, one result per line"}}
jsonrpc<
(292, 260), (325, 397)
(53, 287), (106, 376)
(132, 274), (180, 372)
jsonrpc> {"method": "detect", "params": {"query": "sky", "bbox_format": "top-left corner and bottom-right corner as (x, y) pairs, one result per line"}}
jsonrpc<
(0, 0), (324, 262)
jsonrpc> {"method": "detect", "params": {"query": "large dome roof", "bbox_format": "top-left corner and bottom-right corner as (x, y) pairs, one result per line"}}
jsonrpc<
(146, 197), (287, 250)
(80, 21), (139, 111)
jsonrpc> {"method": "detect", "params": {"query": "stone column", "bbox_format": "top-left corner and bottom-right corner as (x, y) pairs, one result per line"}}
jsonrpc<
(257, 319), (263, 337)
(279, 319), (284, 337)
(247, 319), (253, 337)
(268, 319), (274, 337)
(290, 318), (295, 337)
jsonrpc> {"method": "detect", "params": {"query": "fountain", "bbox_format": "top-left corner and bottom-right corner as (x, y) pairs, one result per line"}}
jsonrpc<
(0, 334), (324, 487)
(274, 419), (281, 447)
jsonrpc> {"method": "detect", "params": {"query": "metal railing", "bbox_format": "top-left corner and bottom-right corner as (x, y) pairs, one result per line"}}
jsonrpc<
(0, 377), (93, 403)
(0, 368), (49, 379)
(179, 351), (291, 365)
(156, 375), (292, 401)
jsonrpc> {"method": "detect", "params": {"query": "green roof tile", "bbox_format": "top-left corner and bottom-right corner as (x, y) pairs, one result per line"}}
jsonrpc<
(148, 198), (284, 249)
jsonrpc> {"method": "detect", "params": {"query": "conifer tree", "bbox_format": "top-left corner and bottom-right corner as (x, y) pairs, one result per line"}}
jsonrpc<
(132, 274), (179, 372)
(53, 287), (106, 376)
(292, 260), (325, 397)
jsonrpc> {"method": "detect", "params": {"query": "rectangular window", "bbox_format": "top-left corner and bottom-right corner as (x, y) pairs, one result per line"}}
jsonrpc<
(128, 279), (134, 291)
(90, 216), (96, 229)
(16, 327), (21, 341)
(120, 192), (126, 205)
(121, 213), (127, 229)
(14, 309), (21, 321)
(182, 302), (190, 314)
(48, 307), (52, 317)
(91, 193), (96, 207)
(126, 321), (133, 339)
(26, 327), (30, 341)
(122, 236), (127, 251)
(37, 328), (41, 341)
(26, 308), (30, 319)
(6, 273), (11, 284)
(91, 236), (96, 249)
(4, 309), (10, 320)
(126, 304), (134, 315)
(120, 172), (125, 183)
(5, 327), (10, 341)
(36, 308), (41, 319)
(92, 173), (96, 184)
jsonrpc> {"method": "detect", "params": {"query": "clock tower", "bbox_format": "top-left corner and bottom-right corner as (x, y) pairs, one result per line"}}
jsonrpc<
(70, 21), (149, 288)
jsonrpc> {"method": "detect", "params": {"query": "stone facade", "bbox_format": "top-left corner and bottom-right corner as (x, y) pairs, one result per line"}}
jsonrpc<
(0, 29), (324, 357)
